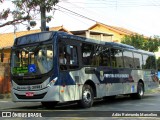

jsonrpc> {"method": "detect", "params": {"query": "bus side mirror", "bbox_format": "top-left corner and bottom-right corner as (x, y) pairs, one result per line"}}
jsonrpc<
(1, 50), (4, 62)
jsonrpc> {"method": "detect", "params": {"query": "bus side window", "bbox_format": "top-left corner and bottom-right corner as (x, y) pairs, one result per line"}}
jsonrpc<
(70, 46), (78, 65)
(110, 48), (123, 68)
(59, 46), (66, 64)
(59, 45), (67, 70)
(59, 44), (79, 70)
(143, 55), (156, 69)
(133, 53), (142, 69)
(148, 56), (156, 69)
(81, 43), (94, 66)
(67, 45), (79, 69)
(123, 50), (134, 68)
(99, 46), (110, 67)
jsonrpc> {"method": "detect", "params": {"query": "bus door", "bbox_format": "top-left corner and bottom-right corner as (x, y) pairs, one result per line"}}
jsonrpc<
(58, 39), (81, 101)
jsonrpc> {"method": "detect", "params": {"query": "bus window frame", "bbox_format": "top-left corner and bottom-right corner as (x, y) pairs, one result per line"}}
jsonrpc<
(110, 47), (124, 68)
(142, 54), (157, 70)
(97, 45), (111, 67)
(81, 42), (114, 68)
(123, 49), (134, 69)
(133, 52), (143, 70)
(58, 39), (81, 71)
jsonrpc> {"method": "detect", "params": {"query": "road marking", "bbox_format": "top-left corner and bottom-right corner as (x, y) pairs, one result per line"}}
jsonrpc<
(0, 101), (10, 103)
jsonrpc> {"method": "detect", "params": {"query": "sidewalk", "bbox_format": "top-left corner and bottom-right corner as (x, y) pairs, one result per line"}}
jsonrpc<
(146, 85), (160, 94)
(0, 93), (11, 101)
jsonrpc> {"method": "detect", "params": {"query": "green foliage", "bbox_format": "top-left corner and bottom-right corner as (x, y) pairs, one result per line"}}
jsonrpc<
(121, 34), (146, 50)
(143, 56), (156, 69)
(30, 21), (36, 27)
(46, 16), (53, 23)
(157, 57), (160, 70)
(121, 34), (160, 52)
(146, 36), (160, 52)
(12, 0), (58, 11)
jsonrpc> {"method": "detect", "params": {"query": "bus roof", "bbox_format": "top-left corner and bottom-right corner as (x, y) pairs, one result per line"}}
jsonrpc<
(14, 31), (155, 56)
(60, 32), (155, 56)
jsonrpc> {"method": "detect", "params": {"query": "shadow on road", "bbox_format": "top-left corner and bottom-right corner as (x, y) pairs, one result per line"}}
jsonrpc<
(9, 94), (157, 111)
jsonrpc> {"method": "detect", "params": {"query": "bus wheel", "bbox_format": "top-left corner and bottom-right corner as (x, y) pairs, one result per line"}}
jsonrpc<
(41, 102), (58, 109)
(78, 84), (94, 108)
(131, 82), (144, 99)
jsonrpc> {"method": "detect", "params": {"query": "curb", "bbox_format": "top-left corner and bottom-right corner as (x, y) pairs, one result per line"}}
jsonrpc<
(0, 93), (11, 100)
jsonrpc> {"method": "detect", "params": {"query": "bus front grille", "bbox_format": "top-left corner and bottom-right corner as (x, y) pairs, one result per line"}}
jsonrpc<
(15, 92), (47, 99)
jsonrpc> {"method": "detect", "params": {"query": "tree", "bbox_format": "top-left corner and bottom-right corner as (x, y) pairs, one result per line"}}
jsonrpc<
(157, 57), (160, 70)
(0, 0), (59, 31)
(121, 34), (160, 52)
(121, 34), (146, 50)
(146, 36), (160, 52)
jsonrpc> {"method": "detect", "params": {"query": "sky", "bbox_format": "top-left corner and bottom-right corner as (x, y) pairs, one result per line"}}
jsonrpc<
(0, 0), (160, 37)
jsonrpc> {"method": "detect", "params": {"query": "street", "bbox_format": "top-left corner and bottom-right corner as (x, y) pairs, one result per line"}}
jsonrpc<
(0, 87), (160, 119)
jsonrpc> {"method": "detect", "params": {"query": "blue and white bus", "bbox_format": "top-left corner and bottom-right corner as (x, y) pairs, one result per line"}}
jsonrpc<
(9, 31), (159, 108)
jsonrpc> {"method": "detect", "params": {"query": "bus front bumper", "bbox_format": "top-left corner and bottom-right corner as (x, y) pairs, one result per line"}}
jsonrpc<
(11, 86), (60, 102)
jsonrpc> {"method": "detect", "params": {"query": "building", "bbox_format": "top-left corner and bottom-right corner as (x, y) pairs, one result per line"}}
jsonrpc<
(71, 30), (113, 42)
(72, 22), (160, 59)
(71, 22), (138, 43)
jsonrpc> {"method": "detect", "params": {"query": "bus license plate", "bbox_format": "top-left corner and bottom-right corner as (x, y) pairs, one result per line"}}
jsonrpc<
(25, 92), (34, 97)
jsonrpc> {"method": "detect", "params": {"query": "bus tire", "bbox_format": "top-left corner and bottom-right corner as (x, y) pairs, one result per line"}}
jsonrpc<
(131, 82), (144, 99)
(78, 84), (94, 108)
(41, 101), (58, 109)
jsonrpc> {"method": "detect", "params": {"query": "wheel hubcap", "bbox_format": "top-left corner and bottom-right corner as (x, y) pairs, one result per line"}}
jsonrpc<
(139, 86), (143, 96)
(83, 89), (92, 104)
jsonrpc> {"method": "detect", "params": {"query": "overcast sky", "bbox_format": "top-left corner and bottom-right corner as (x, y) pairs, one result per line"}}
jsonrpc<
(0, 0), (160, 37)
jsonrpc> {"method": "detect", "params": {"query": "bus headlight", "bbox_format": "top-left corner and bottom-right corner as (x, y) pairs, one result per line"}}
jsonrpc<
(47, 77), (58, 87)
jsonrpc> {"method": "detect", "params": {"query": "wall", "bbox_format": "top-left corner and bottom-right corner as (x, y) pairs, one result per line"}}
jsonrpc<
(89, 24), (124, 43)
(0, 48), (11, 93)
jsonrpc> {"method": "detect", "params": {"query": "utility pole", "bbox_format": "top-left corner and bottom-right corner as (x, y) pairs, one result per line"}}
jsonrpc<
(40, 1), (46, 31)
(13, 3), (17, 39)
(13, 23), (17, 39)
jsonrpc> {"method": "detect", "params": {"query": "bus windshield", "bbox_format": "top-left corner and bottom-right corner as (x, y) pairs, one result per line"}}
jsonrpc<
(11, 44), (53, 76)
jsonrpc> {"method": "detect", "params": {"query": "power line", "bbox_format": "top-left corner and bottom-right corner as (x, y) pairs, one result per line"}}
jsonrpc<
(57, 8), (93, 27)
(58, 0), (159, 36)
(56, 5), (98, 23)
(61, 1), (112, 25)
(63, 0), (160, 8)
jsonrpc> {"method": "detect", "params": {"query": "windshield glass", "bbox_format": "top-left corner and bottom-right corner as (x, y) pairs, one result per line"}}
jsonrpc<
(11, 44), (53, 76)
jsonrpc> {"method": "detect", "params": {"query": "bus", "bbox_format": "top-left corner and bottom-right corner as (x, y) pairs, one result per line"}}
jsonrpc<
(8, 31), (159, 108)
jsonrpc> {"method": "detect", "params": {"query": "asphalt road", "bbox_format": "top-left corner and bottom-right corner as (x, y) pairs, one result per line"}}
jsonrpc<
(0, 87), (160, 120)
